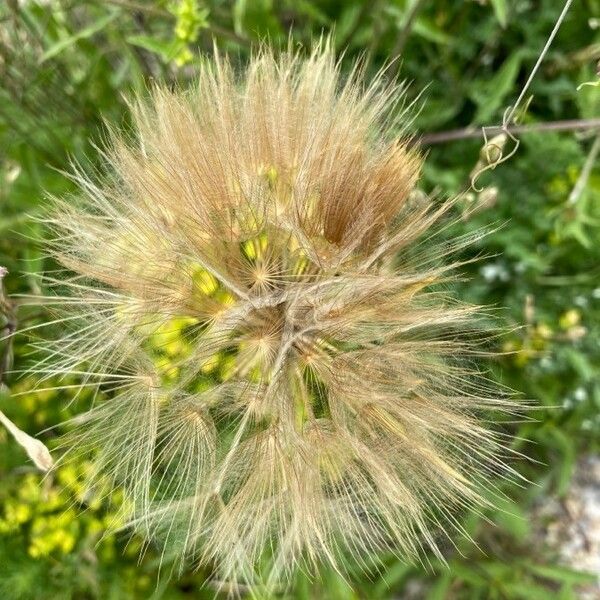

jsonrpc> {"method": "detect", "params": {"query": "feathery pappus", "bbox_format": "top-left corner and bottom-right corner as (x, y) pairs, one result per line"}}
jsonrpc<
(25, 42), (522, 590)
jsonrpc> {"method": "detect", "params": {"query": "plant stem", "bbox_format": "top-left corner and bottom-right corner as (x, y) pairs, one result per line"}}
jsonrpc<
(504, 0), (574, 126)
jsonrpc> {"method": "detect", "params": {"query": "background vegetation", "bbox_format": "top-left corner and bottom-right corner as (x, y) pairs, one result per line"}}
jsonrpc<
(1, 0), (599, 598)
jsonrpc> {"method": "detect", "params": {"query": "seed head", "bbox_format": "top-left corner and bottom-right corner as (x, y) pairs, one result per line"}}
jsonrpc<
(38, 43), (519, 588)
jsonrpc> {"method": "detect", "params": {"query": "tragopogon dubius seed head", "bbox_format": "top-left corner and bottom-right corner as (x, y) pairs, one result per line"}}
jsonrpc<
(31, 42), (522, 590)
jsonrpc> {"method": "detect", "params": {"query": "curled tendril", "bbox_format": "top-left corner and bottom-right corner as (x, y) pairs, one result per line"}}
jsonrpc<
(470, 97), (533, 192)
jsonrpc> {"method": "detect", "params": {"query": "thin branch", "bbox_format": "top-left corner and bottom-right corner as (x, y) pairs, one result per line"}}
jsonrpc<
(415, 118), (600, 147)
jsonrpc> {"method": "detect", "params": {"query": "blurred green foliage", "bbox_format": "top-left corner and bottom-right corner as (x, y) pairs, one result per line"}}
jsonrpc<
(1, 0), (599, 598)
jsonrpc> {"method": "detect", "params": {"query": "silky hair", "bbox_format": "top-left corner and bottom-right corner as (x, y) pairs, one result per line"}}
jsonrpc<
(28, 41), (521, 592)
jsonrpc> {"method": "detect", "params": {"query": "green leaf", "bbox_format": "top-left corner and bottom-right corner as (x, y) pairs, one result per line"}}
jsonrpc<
(426, 572), (452, 600)
(292, 0), (330, 25)
(527, 563), (597, 586)
(413, 18), (453, 45)
(233, 0), (248, 35)
(415, 97), (462, 129)
(323, 569), (357, 600)
(0, 212), (34, 233)
(564, 348), (594, 381)
(490, 0), (508, 28)
(448, 562), (487, 586)
(471, 51), (523, 123)
(293, 569), (311, 600)
(126, 35), (182, 63)
(547, 427), (576, 496)
(503, 581), (556, 600)
(576, 66), (600, 119)
(492, 495), (530, 541)
(372, 562), (413, 597)
(40, 11), (119, 63)
(558, 583), (577, 600)
(232, 0), (282, 38)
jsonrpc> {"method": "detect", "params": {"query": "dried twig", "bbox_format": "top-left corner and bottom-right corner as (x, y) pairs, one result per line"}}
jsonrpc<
(415, 118), (600, 147)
